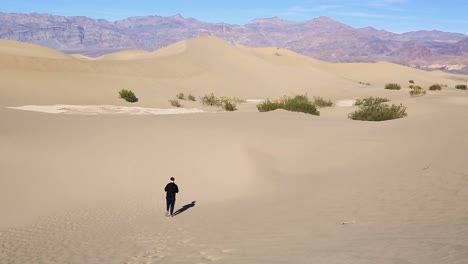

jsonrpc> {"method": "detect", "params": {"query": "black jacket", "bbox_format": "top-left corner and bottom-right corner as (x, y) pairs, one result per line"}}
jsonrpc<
(165, 182), (179, 199)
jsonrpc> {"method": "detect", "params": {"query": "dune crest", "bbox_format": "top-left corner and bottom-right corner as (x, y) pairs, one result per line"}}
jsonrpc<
(97, 49), (151, 61)
(0, 39), (71, 59)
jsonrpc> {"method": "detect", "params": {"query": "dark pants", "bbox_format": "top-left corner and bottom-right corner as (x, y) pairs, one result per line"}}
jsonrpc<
(166, 197), (176, 215)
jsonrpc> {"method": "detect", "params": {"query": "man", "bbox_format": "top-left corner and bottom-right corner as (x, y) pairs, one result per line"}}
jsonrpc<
(164, 177), (179, 217)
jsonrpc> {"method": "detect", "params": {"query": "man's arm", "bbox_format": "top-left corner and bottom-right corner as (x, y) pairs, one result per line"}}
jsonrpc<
(175, 185), (179, 193)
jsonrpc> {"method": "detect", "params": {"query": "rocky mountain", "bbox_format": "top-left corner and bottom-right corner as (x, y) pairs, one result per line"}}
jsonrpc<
(441, 38), (468, 56)
(1, 12), (468, 73)
(389, 44), (437, 60)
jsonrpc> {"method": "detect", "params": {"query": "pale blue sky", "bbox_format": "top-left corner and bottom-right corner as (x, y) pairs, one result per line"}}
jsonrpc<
(1, 0), (467, 34)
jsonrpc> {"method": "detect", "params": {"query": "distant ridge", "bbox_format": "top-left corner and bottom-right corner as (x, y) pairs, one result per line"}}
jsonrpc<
(0, 12), (467, 73)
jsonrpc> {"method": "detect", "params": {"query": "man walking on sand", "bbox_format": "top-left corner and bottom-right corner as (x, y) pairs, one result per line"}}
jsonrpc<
(165, 177), (179, 217)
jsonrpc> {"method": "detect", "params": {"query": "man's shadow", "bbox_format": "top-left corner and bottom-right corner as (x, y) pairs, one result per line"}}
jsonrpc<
(173, 201), (196, 217)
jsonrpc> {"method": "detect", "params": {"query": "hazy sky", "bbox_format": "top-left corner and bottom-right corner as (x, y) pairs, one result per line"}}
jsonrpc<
(1, 0), (467, 34)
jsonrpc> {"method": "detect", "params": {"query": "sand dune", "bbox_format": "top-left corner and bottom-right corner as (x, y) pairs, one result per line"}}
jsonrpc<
(1, 36), (465, 108)
(0, 39), (72, 59)
(1, 37), (468, 264)
(97, 49), (152, 60)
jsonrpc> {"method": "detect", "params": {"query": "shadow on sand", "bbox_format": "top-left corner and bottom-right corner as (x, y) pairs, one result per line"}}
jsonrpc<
(173, 201), (196, 217)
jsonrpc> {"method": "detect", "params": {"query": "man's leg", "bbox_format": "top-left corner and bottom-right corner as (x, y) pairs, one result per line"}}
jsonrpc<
(170, 198), (176, 216)
(166, 198), (170, 216)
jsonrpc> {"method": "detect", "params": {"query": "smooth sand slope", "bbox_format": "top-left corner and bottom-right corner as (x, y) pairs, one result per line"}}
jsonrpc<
(1, 37), (468, 264)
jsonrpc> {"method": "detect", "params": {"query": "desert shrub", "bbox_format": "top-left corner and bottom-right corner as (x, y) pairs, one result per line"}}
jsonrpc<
(200, 93), (221, 107)
(359, 81), (371, 85)
(119, 89), (138, 103)
(169, 99), (182, 107)
(257, 100), (283, 112)
(257, 95), (320, 115)
(385, 83), (401, 90)
(409, 80), (415, 84)
(455, 84), (467, 90)
(429, 84), (442, 91)
(220, 96), (245, 104)
(176, 92), (185, 100)
(354, 97), (390, 107)
(409, 85), (426, 97)
(217, 97), (239, 111)
(312, 96), (334, 107)
(188, 94), (196, 101)
(349, 98), (407, 121)
(221, 100), (237, 111)
(283, 95), (319, 115)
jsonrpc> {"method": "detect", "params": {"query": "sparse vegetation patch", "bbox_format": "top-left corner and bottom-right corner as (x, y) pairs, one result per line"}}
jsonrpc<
(256, 100), (283, 112)
(429, 84), (443, 91)
(385, 83), (401, 90)
(312, 96), (334, 107)
(176, 93), (185, 100)
(188, 94), (196, 101)
(200, 93), (221, 107)
(409, 85), (426, 97)
(359, 81), (371, 86)
(220, 96), (245, 104)
(169, 99), (182, 107)
(349, 96), (407, 121)
(200, 94), (241, 111)
(455, 84), (467, 90)
(119, 89), (138, 103)
(257, 95), (320, 116)
(354, 97), (390, 107)
(221, 100), (237, 111)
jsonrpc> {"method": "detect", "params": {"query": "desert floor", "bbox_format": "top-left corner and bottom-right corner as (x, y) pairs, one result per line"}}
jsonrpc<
(1, 37), (468, 264)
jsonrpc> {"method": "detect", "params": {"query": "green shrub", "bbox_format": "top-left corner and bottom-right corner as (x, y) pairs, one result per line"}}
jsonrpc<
(354, 97), (390, 107)
(257, 100), (283, 112)
(455, 84), (467, 90)
(200, 93), (221, 107)
(349, 98), (407, 121)
(256, 95), (320, 115)
(409, 80), (414, 84)
(429, 84), (442, 91)
(312, 96), (334, 107)
(119, 89), (138, 103)
(176, 93), (185, 100)
(217, 97), (239, 111)
(169, 99), (182, 107)
(385, 83), (401, 90)
(188, 94), (196, 101)
(283, 95), (319, 115)
(221, 100), (237, 111)
(199, 94), (242, 111)
(220, 96), (245, 104)
(409, 85), (426, 97)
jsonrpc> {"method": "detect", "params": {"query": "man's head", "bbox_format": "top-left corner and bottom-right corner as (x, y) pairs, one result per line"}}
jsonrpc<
(170, 177), (175, 182)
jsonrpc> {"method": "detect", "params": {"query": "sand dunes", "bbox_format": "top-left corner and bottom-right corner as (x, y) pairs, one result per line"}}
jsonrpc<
(0, 39), (72, 59)
(1, 37), (468, 263)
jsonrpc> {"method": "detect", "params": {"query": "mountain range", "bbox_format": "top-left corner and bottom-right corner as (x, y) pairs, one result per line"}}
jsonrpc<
(1, 12), (468, 73)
